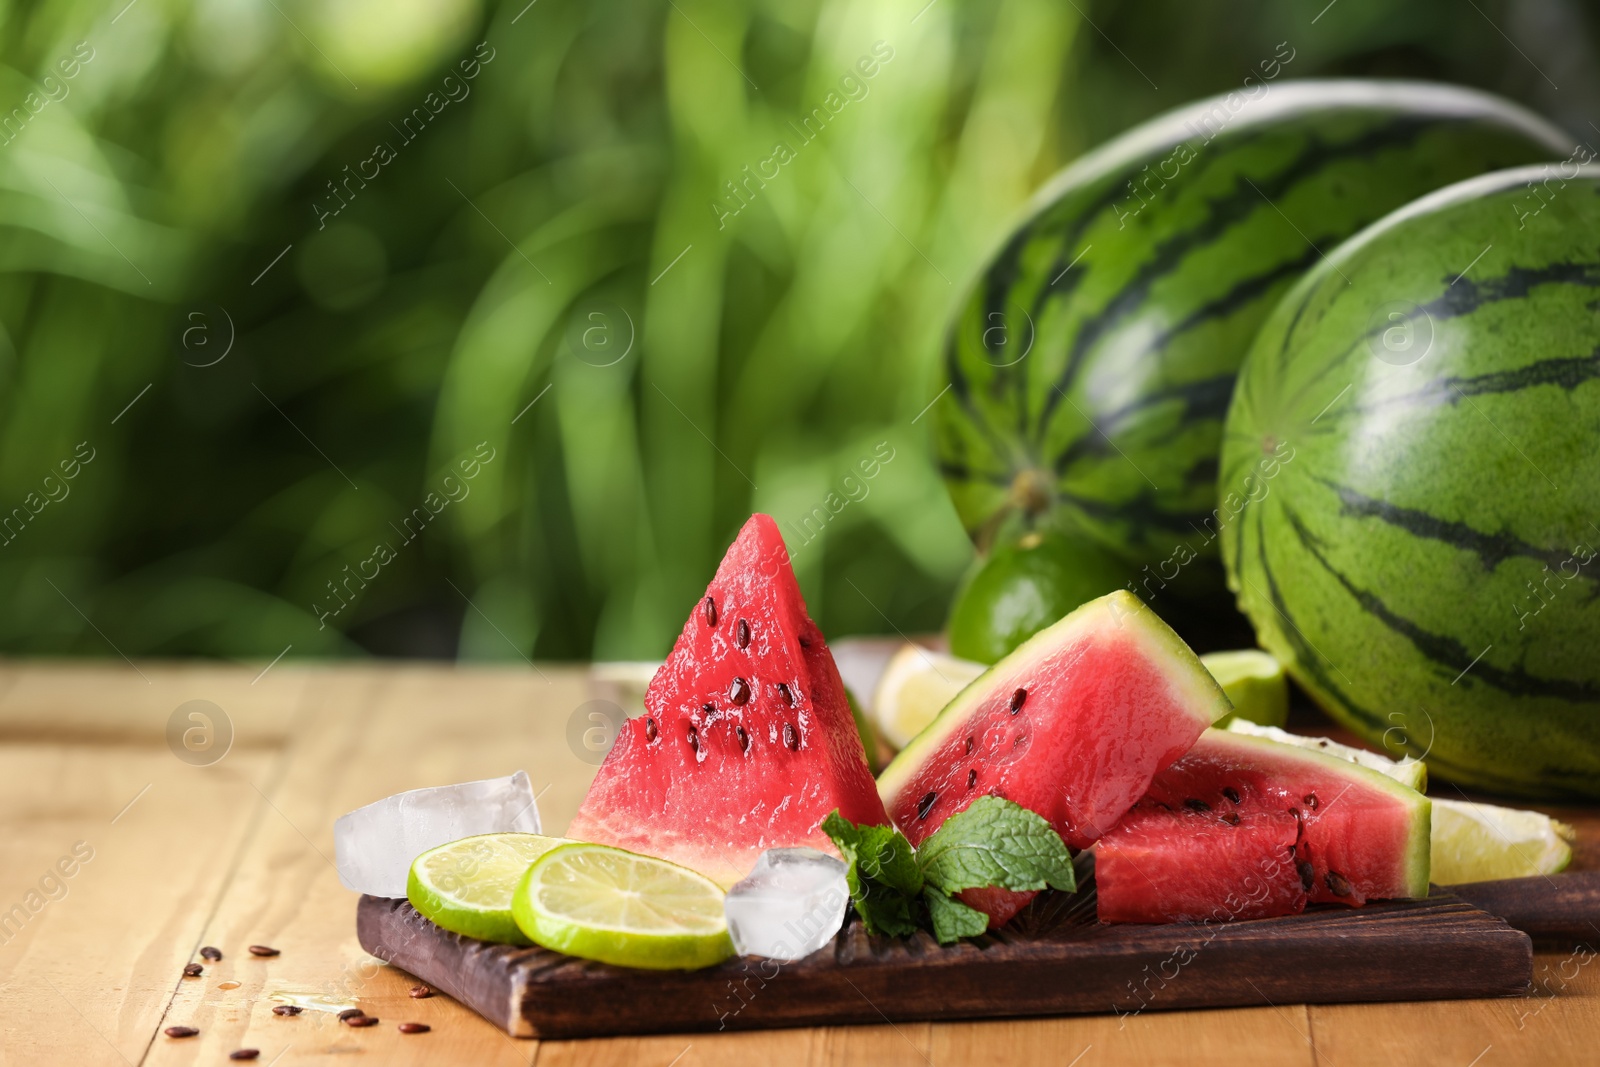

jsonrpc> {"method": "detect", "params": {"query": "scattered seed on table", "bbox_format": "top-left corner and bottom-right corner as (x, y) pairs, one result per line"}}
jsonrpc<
(271, 1005), (302, 1016)
(199, 946), (222, 961)
(182, 963), (203, 977)
(164, 1026), (199, 1038)
(229, 1051), (260, 1061)
(336, 1009), (366, 1021)
(247, 945), (280, 957)
(344, 1015), (379, 1028)
(408, 985), (432, 999)
(398, 1022), (431, 1034)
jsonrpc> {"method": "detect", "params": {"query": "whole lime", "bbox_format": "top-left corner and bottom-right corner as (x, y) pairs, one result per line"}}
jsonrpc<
(948, 531), (1136, 664)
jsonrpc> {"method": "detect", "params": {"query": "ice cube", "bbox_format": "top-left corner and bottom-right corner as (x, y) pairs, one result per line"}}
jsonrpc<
(333, 771), (542, 897)
(724, 847), (849, 961)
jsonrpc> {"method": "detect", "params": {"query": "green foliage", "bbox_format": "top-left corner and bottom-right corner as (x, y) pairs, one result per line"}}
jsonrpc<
(0, 0), (1585, 660)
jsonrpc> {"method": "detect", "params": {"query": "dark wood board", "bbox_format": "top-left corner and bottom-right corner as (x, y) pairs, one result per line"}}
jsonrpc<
(356, 877), (1537, 1040)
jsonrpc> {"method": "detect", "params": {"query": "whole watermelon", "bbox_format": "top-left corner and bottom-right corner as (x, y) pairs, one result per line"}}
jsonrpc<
(1221, 163), (1600, 799)
(935, 81), (1570, 595)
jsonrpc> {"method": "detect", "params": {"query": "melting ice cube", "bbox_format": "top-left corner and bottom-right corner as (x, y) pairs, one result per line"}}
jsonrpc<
(333, 771), (542, 897)
(724, 847), (849, 961)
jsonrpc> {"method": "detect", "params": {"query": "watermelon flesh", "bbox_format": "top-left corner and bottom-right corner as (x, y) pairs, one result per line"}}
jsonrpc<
(1096, 729), (1431, 923)
(877, 591), (1231, 925)
(566, 515), (888, 887)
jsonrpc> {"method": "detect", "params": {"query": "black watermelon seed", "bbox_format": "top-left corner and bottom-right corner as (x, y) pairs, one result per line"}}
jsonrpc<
(783, 722), (798, 750)
(730, 677), (751, 705)
(337, 1009), (365, 1021)
(1222, 811), (1240, 826)
(272, 1005), (302, 1016)
(1010, 688), (1027, 714)
(200, 946), (222, 961)
(345, 1015), (379, 1028)
(967, 769), (977, 789)
(1297, 861), (1315, 890)
(964, 736), (974, 755)
(165, 1027), (199, 1038)
(703, 596), (717, 626)
(230, 1051), (261, 1061)
(398, 1022), (431, 1034)
(917, 791), (938, 820)
(687, 725), (700, 752)
(183, 963), (203, 977)
(776, 682), (794, 706)
(736, 619), (750, 648)
(1304, 793), (1319, 810)
(1183, 798), (1210, 813)
(1221, 787), (1241, 804)
(247, 945), (279, 957)
(1325, 870), (1352, 897)
(409, 986), (432, 999)
(645, 717), (658, 742)
(798, 633), (811, 648)
(737, 725), (750, 752)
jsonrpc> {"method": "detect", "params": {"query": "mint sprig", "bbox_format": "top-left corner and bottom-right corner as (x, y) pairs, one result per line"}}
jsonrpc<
(822, 796), (1075, 945)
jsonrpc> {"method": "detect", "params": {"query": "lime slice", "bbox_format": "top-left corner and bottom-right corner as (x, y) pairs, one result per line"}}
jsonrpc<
(1226, 719), (1428, 792)
(408, 833), (568, 945)
(512, 842), (734, 970)
(1430, 798), (1576, 884)
(871, 644), (987, 750)
(1201, 649), (1289, 728)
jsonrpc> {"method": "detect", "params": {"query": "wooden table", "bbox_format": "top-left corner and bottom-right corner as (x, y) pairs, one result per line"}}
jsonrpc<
(1, 661), (1594, 1066)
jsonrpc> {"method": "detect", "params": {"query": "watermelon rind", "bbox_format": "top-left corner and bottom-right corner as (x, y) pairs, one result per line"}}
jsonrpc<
(935, 79), (1571, 585)
(1225, 720), (1428, 792)
(1221, 164), (1600, 799)
(878, 590), (1230, 811)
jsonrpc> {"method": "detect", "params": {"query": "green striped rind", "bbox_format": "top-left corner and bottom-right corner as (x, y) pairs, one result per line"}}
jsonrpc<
(1200, 729), (1431, 897)
(1221, 165), (1600, 800)
(935, 80), (1570, 586)
(878, 590), (1230, 810)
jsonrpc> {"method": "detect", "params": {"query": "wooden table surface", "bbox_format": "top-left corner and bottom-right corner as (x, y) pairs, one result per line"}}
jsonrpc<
(1, 660), (1595, 1066)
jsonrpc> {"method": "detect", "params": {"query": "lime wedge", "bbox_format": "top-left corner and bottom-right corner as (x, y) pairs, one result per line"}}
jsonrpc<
(512, 842), (734, 970)
(1201, 649), (1289, 728)
(408, 832), (568, 945)
(1430, 798), (1576, 884)
(1226, 719), (1428, 792)
(872, 644), (986, 750)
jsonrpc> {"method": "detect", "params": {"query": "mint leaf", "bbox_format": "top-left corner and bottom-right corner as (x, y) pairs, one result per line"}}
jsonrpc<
(822, 810), (922, 938)
(923, 887), (988, 944)
(916, 796), (1075, 896)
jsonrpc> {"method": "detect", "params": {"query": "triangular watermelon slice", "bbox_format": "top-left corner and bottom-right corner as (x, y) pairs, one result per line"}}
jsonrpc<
(877, 591), (1232, 925)
(566, 514), (888, 886)
(1095, 729), (1431, 923)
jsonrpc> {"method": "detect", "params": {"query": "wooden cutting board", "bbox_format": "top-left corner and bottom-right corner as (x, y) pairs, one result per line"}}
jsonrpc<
(355, 869), (1558, 1040)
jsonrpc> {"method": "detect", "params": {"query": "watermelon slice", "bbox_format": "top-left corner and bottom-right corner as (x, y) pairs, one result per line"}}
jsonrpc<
(877, 591), (1231, 925)
(1096, 729), (1431, 923)
(566, 514), (888, 887)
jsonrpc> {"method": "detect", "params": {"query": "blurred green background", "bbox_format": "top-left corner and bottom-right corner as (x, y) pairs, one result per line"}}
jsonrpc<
(1, 0), (1594, 662)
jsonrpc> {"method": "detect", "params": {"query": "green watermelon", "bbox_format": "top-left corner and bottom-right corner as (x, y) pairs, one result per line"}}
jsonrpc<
(566, 514), (889, 886)
(1096, 729), (1431, 923)
(879, 590), (1230, 924)
(1221, 164), (1600, 800)
(935, 80), (1570, 593)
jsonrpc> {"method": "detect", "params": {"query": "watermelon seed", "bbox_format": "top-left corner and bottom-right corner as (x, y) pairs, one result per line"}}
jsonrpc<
(917, 791), (938, 820)
(1221, 787), (1241, 804)
(737, 725), (750, 752)
(964, 736), (974, 755)
(1325, 870), (1352, 897)
(1010, 688), (1027, 714)
(783, 722), (799, 750)
(730, 677), (751, 705)
(967, 769), (977, 789)
(687, 725), (700, 753)
(703, 596), (717, 626)
(1297, 861), (1315, 890)
(736, 619), (750, 648)
(1304, 793), (1319, 810)
(1183, 798), (1210, 813)
(1222, 811), (1240, 826)
(776, 682), (794, 706)
(645, 717), (658, 742)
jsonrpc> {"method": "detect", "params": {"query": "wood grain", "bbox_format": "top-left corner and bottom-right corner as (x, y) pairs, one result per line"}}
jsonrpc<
(1, 661), (1595, 1067)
